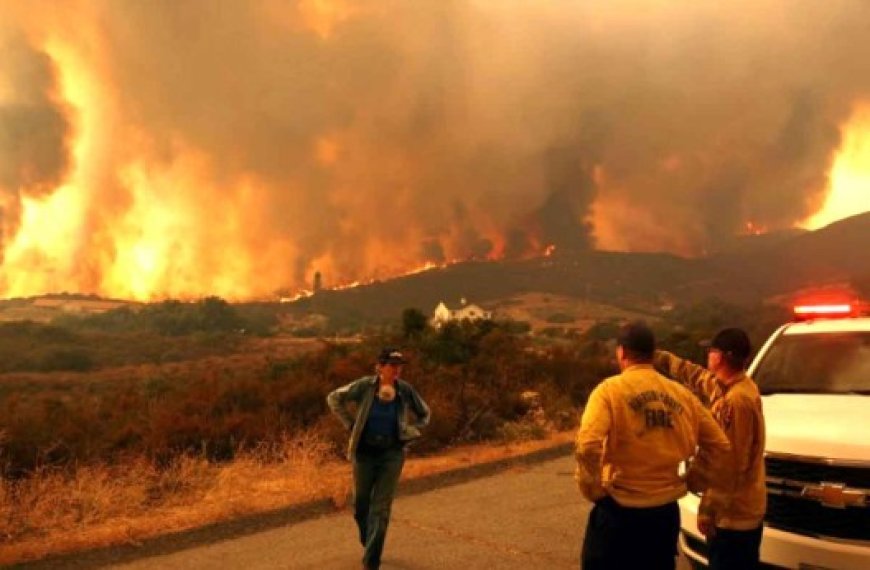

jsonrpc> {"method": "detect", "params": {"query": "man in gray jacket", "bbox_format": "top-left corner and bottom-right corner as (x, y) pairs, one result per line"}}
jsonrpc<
(327, 347), (430, 570)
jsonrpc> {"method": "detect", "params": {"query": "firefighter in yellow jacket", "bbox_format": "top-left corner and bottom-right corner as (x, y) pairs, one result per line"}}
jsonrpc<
(655, 328), (766, 569)
(576, 322), (732, 570)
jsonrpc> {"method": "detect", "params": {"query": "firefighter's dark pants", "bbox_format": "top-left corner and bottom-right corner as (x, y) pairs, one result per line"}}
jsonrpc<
(581, 495), (679, 570)
(708, 525), (762, 570)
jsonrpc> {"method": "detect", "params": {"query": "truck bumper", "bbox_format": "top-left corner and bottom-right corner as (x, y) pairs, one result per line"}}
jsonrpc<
(679, 493), (870, 570)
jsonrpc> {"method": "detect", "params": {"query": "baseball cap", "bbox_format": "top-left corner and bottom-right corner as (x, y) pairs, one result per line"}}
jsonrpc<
(377, 348), (407, 365)
(709, 328), (752, 359)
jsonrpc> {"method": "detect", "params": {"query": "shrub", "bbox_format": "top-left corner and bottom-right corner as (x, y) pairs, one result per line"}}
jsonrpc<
(0, 313), (623, 474)
(498, 421), (548, 443)
(497, 319), (531, 334)
(401, 308), (429, 339)
(545, 312), (575, 324)
(291, 326), (322, 338)
(39, 348), (94, 372)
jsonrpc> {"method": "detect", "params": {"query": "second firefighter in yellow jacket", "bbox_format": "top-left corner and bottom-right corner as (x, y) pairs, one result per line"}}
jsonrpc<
(576, 322), (732, 570)
(655, 327), (766, 570)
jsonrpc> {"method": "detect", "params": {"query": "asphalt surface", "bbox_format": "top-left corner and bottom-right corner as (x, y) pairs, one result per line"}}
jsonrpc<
(18, 452), (693, 569)
(98, 455), (690, 570)
(105, 455), (581, 570)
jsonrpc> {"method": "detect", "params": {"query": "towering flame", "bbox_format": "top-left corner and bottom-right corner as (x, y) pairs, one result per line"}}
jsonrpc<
(1, 1), (869, 301)
(803, 105), (870, 230)
(3, 38), (99, 297)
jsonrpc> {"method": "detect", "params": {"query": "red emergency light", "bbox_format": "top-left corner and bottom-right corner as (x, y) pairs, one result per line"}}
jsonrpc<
(793, 304), (854, 318)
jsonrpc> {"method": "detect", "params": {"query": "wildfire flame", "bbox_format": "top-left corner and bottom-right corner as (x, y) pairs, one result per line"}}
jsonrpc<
(744, 221), (767, 236)
(803, 104), (870, 230)
(279, 290), (313, 303)
(325, 258), (457, 292)
(2, 4), (869, 303)
(1, 35), (304, 301)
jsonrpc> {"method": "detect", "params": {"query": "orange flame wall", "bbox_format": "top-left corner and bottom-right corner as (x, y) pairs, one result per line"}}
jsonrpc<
(1, 1), (869, 300)
(803, 104), (870, 230)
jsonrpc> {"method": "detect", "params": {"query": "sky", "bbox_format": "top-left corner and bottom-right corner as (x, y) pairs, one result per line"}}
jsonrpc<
(1, 0), (869, 300)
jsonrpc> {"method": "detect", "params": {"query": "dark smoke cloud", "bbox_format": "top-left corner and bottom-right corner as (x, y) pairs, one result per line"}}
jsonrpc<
(2, 0), (870, 297)
(0, 33), (72, 246)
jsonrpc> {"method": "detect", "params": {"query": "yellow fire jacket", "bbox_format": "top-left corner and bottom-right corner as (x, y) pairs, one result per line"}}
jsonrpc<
(575, 364), (732, 508)
(654, 351), (767, 530)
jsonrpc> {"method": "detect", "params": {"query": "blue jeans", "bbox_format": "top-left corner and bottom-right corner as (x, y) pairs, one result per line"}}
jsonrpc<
(353, 445), (405, 569)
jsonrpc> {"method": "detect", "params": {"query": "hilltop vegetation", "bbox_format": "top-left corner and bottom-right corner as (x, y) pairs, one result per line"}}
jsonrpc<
(0, 296), (789, 477)
(0, 316), (611, 477)
(0, 297), (279, 374)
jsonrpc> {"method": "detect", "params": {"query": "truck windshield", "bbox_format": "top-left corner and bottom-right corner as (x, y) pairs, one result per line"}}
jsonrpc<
(754, 331), (870, 395)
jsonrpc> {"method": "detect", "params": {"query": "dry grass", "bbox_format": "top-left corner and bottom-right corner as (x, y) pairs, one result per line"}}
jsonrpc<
(400, 430), (574, 480)
(0, 430), (573, 565)
(489, 292), (654, 333)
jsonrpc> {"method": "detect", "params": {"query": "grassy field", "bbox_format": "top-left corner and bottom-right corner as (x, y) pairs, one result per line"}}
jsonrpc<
(487, 292), (658, 334)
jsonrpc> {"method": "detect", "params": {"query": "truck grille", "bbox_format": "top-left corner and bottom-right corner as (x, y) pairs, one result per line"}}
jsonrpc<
(767, 456), (870, 488)
(765, 454), (870, 541)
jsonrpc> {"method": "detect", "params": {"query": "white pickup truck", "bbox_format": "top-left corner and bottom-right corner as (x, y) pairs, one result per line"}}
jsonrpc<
(679, 304), (870, 569)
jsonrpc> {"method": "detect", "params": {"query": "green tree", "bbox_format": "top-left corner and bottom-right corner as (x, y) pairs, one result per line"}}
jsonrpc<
(401, 307), (429, 339)
(197, 296), (243, 332)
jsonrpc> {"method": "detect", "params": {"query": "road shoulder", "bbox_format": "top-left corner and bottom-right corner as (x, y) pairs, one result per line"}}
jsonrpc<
(13, 433), (575, 570)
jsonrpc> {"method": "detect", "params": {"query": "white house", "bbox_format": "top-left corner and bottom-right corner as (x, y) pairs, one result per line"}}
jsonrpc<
(430, 299), (492, 327)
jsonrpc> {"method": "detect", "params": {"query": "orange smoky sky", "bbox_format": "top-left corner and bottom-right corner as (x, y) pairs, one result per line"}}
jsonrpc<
(1, 1), (869, 300)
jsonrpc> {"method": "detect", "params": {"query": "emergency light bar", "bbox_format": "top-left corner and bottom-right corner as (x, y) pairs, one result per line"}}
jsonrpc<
(793, 304), (854, 318)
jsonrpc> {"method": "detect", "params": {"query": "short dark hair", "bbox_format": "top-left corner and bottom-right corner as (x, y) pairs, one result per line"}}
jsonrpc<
(617, 321), (655, 362)
(710, 328), (751, 370)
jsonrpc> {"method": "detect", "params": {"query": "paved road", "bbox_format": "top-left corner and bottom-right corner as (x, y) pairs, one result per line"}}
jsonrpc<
(109, 455), (690, 570)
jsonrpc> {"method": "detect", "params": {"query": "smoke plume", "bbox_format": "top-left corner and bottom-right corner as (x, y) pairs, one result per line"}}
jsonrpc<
(0, 32), (72, 250)
(1, 0), (869, 299)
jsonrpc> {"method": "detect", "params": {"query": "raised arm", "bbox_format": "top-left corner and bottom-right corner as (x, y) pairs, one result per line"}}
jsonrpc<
(654, 350), (719, 406)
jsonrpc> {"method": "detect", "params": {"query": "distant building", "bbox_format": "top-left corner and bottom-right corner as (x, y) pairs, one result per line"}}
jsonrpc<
(431, 299), (492, 327)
